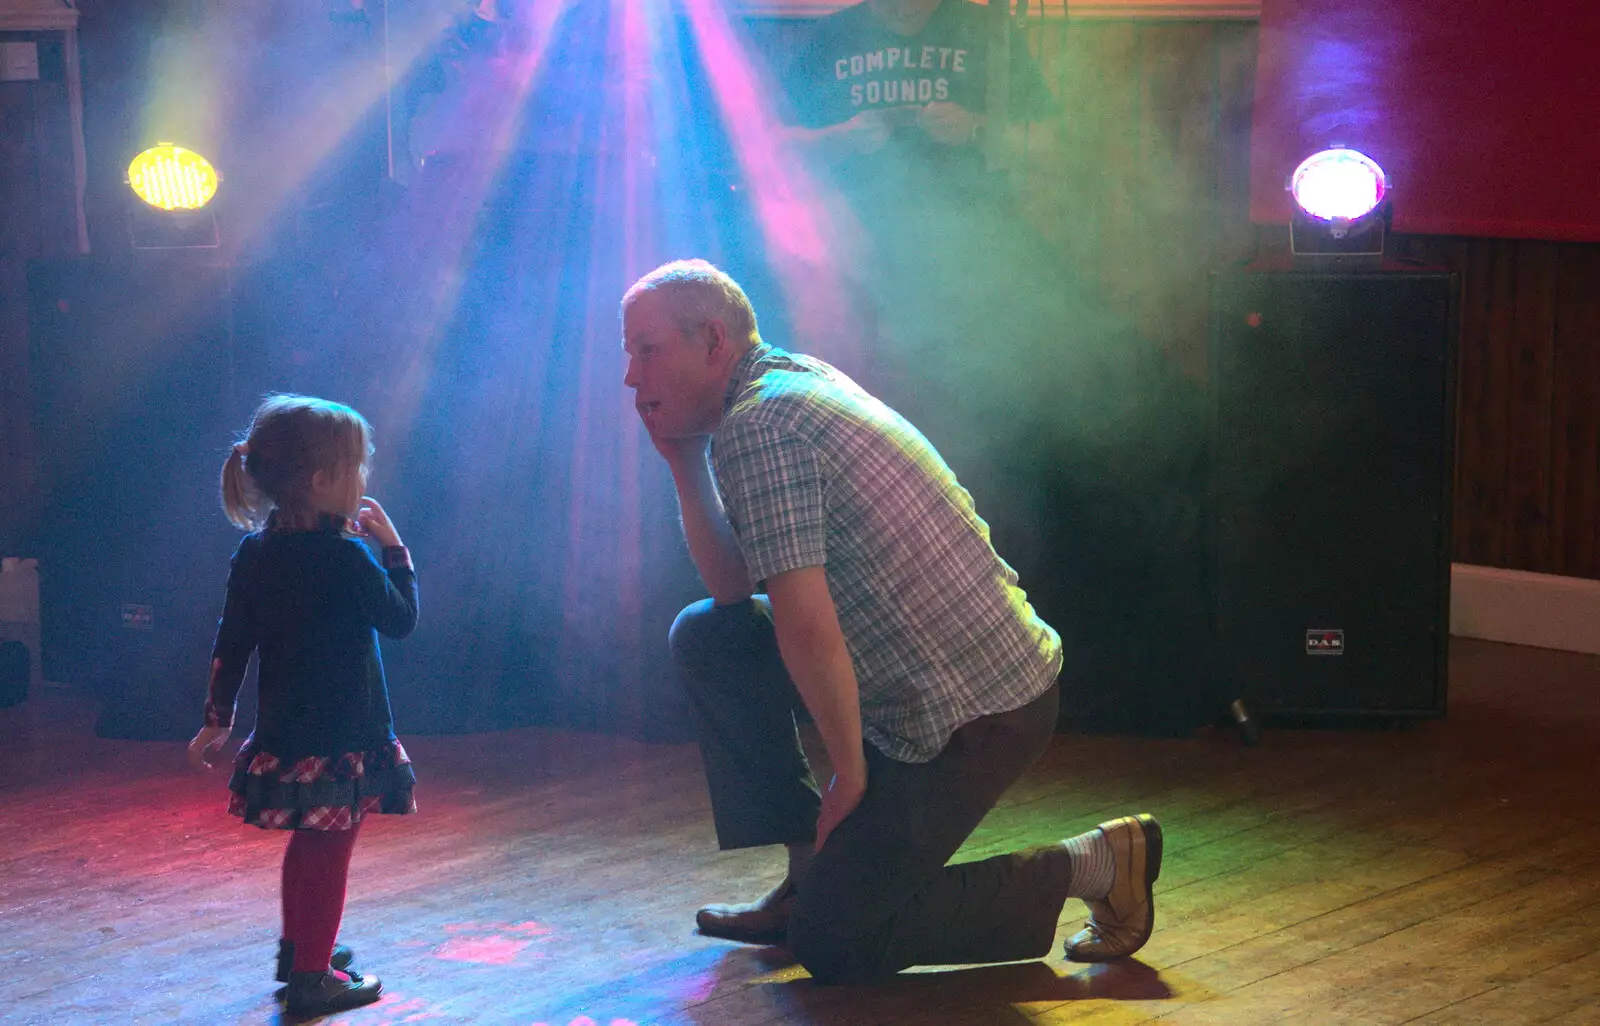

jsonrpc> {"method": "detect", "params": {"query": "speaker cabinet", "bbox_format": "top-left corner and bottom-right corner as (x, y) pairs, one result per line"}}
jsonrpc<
(1209, 270), (1457, 720)
(26, 257), (246, 739)
(0, 640), (27, 709)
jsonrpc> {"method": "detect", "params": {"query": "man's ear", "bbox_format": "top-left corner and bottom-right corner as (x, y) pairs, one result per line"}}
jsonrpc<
(704, 318), (730, 361)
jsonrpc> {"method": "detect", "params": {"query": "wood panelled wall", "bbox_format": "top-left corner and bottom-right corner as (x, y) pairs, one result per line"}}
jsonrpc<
(3, 15), (1597, 581)
(1394, 235), (1600, 579)
(0, 32), (78, 556)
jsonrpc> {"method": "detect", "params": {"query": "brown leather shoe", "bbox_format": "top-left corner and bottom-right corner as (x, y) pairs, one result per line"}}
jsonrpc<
(695, 876), (796, 946)
(1064, 814), (1162, 962)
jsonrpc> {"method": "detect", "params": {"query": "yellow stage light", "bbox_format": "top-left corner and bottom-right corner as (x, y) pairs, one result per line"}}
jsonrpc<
(127, 144), (219, 211)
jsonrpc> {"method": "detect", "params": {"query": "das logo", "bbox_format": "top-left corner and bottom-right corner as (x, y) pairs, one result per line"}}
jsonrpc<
(1305, 629), (1345, 655)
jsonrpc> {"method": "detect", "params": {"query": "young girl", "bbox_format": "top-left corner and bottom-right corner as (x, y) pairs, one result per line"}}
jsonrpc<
(188, 394), (419, 1018)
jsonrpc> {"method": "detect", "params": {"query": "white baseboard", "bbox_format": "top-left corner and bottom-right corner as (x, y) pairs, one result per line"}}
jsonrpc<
(1451, 563), (1600, 656)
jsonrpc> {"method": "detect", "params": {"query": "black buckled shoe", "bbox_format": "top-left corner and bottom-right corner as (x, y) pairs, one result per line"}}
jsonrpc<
(276, 939), (356, 983)
(285, 968), (382, 1018)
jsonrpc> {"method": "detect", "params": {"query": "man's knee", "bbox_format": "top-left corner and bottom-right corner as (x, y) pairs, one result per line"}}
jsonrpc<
(788, 896), (894, 985)
(667, 597), (771, 674)
(667, 598), (722, 668)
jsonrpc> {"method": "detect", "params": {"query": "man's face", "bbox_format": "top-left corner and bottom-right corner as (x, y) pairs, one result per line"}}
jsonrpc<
(622, 292), (724, 439)
(868, 0), (941, 35)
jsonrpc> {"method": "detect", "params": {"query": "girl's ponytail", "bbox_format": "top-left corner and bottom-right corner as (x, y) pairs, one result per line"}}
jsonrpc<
(221, 443), (260, 529)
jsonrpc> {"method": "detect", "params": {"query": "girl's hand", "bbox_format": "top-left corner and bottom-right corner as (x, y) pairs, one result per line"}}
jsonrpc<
(354, 496), (403, 549)
(188, 726), (231, 771)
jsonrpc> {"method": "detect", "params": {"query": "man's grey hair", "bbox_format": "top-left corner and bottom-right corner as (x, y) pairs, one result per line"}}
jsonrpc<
(621, 259), (760, 342)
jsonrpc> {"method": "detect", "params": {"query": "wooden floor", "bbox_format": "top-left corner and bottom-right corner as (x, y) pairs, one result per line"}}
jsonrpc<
(3, 637), (1599, 1025)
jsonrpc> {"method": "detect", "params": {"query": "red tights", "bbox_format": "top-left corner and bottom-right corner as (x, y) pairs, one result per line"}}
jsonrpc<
(281, 823), (361, 973)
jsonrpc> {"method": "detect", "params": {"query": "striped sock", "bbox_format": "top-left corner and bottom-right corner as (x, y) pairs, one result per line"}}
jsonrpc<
(1062, 827), (1116, 900)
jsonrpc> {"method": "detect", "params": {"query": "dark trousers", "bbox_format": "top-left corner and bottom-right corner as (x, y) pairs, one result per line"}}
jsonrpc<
(670, 597), (1073, 983)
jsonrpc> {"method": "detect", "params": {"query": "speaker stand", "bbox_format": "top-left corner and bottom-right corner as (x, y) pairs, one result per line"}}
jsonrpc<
(1227, 696), (1260, 746)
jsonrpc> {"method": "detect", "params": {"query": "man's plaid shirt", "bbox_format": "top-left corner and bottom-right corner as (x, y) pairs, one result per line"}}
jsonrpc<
(711, 343), (1062, 764)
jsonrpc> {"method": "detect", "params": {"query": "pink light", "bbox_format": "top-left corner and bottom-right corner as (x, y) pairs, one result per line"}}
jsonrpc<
(433, 920), (555, 964)
(433, 934), (536, 964)
(442, 920), (553, 935)
(1291, 148), (1387, 222)
(679, 0), (868, 366)
(557, 0), (655, 705)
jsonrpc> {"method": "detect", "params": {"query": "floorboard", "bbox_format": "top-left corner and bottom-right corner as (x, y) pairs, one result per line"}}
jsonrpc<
(2, 638), (1597, 1025)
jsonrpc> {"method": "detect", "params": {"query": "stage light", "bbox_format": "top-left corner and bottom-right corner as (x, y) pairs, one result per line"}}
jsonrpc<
(127, 144), (219, 211)
(1288, 147), (1390, 267)
(1291, 148), (1386, 223)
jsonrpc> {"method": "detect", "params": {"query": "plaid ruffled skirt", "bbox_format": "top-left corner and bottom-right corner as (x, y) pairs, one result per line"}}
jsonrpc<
(227, 738), (417, 831)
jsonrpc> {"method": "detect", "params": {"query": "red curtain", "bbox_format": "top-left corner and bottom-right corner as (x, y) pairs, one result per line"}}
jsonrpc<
(1250, 0), (1600, 242)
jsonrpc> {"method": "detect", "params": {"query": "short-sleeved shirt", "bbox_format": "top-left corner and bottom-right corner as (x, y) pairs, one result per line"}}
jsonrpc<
(783, 0), (1058, 193)
(711, 343), (1062, 764)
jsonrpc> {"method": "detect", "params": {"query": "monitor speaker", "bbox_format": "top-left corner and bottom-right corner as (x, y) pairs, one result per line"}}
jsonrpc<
(27, 256), (246, 740)
(1208, 269), (1457, 720)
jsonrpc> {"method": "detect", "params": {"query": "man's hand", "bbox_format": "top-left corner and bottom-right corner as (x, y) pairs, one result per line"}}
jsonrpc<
(828, 108), (896, 156)
(918, 102), (983, 146)
(633, 397), (710, 466)
(187, 725), (231, 771)
(815, 765), (867, 853)
(650, 431), (710, 467)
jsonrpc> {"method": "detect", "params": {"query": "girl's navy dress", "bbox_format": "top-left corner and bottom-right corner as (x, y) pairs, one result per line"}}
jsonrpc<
(206, 513), (420, 830)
